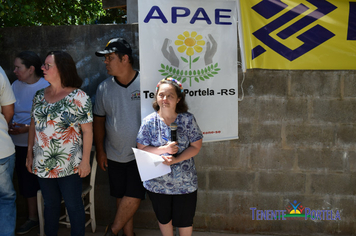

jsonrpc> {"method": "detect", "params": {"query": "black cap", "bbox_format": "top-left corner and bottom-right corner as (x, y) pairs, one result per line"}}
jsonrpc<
(95, 38), (132, 57)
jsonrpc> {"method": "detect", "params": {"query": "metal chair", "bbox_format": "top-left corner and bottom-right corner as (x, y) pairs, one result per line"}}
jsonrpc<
(37, 149), (97, 236)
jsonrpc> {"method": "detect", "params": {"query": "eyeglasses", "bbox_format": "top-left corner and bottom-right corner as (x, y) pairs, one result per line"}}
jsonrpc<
(41, 63), (53, 70)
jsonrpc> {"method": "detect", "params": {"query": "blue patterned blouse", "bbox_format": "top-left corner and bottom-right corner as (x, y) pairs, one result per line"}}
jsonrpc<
(136, 112), (203, 195)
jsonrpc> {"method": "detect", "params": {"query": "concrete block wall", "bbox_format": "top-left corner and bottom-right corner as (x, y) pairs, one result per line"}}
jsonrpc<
(1, 25), (355, 235)
(189, 69), (355, 234)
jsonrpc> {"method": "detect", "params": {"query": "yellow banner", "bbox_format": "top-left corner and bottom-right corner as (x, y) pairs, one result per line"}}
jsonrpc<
(239, 0), (356, 69)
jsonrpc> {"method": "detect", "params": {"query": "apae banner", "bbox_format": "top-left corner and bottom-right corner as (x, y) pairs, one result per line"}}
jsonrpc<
(138, 0), (239, 142)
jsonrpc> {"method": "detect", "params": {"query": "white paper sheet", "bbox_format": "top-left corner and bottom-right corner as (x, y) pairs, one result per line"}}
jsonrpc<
(132, 148), (171, 182)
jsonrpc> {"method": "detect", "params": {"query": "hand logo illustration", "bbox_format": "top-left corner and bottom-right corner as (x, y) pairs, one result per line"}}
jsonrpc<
(162, 38), (179, 68)
(159, 31), (220, 87)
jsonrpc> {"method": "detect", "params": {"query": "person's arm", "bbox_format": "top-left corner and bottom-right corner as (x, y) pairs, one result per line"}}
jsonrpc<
(0, 67), (15, 124)
(8, 123), (30, 135)
(93, 115), (107, 171)
(137, 141), (178, 156)
(26, 118), (35, 173)
(138, 139), (202, 166)
(165, 139), (202, 165)
(171, 139), (203, 164)
(2, 103), (14, 124)
(78, 122), (93, 178)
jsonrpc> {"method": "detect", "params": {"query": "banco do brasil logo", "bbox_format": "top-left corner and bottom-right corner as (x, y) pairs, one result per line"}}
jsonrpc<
(251, 0), (337, 61)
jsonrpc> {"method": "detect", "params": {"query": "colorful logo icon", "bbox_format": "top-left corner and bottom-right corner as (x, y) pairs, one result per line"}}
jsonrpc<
(159, 31), (221, 87)
(285, 200), (305, 220)
(131, 90), (140, 100)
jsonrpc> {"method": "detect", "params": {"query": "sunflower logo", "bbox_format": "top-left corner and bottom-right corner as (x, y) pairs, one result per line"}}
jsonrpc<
(159, 31), (220, 86)
(174, 31), (205, 71)
(175, 31), (205, 56)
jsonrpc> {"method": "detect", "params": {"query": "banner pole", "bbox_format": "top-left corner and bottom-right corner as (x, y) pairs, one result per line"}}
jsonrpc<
(236, 0), (247, 73)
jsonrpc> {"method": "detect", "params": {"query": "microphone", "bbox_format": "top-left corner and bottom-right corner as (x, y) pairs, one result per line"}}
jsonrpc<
(170, 122), (178, 157)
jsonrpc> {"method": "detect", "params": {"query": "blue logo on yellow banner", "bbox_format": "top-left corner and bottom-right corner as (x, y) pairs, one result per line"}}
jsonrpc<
(348, 2), (356, 40)
(239, 0), (356, 69)
(251, 0), (336, 61)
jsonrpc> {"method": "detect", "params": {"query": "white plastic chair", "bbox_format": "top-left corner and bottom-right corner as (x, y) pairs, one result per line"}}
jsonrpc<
(37, 148), (97, 236)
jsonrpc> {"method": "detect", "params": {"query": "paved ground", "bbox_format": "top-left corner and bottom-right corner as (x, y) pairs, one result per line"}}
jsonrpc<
(22, 224), (278, 236)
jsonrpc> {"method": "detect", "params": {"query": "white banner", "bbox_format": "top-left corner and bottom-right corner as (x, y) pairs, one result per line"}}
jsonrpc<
(138, 0), (238, 142)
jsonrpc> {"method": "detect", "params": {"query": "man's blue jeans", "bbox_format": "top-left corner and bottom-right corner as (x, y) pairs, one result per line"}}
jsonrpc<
(38, 174), (85, 236)
(0, 153), (16, 236)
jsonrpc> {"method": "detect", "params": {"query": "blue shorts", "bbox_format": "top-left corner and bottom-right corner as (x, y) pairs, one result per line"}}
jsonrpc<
(107, 159), (146, 200)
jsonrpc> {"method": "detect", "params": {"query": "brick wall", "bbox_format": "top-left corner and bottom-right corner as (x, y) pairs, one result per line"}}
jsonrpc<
(1, 24), (355, 235)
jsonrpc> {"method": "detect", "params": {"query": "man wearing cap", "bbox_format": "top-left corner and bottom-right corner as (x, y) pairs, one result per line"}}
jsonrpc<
(94, 38), (145, 236)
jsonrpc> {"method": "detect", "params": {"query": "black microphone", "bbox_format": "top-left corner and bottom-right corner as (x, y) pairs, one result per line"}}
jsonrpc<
(170, 122), (178, 157)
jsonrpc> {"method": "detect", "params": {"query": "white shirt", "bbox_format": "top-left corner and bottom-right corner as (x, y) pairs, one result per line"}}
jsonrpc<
(0, 66), (16, 159)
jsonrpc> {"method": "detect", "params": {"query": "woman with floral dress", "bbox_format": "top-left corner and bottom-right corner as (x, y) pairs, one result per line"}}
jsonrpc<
(26, 51), (93, 236)
(136, 77), (203, 236)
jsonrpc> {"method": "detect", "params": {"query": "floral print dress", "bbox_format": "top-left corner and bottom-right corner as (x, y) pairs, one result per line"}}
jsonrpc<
(137, 112), (203, 195)
(31, 88), (93, 178)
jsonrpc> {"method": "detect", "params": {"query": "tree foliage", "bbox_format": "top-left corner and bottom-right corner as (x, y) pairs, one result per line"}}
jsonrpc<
(0, 0), (126, 27)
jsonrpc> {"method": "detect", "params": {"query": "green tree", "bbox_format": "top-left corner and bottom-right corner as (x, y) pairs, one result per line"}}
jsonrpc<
(0, 0), (126, 27)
